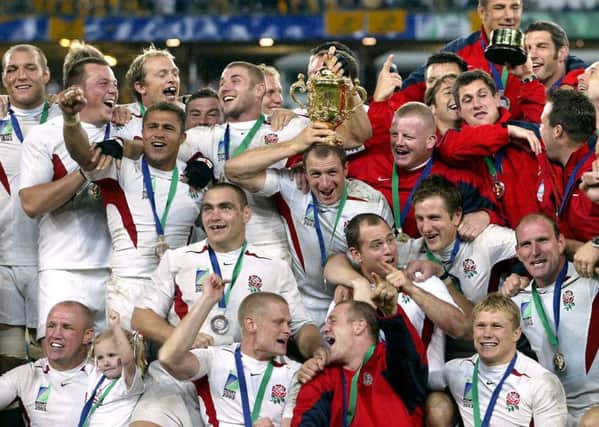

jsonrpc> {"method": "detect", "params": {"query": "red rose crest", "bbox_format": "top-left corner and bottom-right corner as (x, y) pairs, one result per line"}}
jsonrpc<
(562, 290), (575, 311)
(248, 275), (263, 293)
(506, 391), (520, 412)
(264, 133), (279, 145)
(270, 384), (287, 404)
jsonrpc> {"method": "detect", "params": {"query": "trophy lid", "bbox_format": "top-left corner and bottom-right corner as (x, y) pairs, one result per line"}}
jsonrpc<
(484, 28), (527, 66)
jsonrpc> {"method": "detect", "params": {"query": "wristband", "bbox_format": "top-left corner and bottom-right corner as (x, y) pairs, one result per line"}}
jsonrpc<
(439, 270), (450, 281)
(79, 168), (87, 181)
(63, 113), (80, 127)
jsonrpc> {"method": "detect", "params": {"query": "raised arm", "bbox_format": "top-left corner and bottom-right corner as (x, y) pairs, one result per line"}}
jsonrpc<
(107, 310), (136, 388)
(158, 274), (224, 380)
(323, 253), (371, 303)
(225, 121), (335, 192)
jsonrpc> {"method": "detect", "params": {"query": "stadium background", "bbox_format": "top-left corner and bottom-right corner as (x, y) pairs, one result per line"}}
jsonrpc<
(1, 0), (599, 103)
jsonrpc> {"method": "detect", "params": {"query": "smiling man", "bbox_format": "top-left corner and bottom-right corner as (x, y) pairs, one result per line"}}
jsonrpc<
(19, 53), (118, 335)
(61, 101), (210, 330)
(444, 293), (567, 426)
(0, 301), (96, 425)
(160, 278), (301, 427)
(511, 213), (599, 426)
(226, 140), (392, 325)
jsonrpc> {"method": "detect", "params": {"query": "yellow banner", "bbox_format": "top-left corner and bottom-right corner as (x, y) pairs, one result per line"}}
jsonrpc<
(367, 9), (407, 34)
(470, 10), (482, 32)
(325, 11), (364, 36)
(49, 17), (84, 40)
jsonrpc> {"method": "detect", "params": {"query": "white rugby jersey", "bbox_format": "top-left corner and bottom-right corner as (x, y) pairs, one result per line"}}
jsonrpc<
(85, 367), (144, 427)
(0, 103), (60, 265)
(411, 225), (517, 303)
(445, 352), (568, 427)
(511, 265), (599, 426)
(0, 358), (93, 427)
(182, 116), (309, 253)
(84, 156), (202, 278)
(19, 116), (112, 270)
(189, 344), (300, 427)
(141, 239), (312, 340)
(260, 169), (393, 325)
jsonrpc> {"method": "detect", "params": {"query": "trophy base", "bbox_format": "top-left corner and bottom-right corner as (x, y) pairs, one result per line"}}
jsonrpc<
(484, 45), (527, 66)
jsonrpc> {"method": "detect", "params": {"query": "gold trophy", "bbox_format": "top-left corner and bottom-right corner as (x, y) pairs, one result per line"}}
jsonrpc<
(289, 68), (367, 145)
(484, 28), (527, 66)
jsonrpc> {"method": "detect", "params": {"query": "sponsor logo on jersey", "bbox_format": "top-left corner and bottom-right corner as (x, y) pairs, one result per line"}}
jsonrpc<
(462, 380), (473, 408)
(195, 269), (209, 293)
(303, 203), (315, 227)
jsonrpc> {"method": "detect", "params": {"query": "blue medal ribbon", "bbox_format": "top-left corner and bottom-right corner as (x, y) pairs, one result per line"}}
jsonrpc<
(207, 242), (247, 309)
(8, 100), (50, 143)
(310, 185), (348, 267)
(234, 345), (274, 427)
(558, 137), (596, 216)
(78, 375), (106, 427)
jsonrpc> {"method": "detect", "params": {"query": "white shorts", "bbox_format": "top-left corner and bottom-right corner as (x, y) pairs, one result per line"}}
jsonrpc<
(106, 275), (150, 331)
(0, 265), (38, 328)
(37, 268), (110, 337)
(130, 361), (205, 427)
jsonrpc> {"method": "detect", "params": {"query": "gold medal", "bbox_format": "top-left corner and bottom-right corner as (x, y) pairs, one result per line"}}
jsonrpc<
(492, 180), (505, 199)
(155, 235), (169, 258)
(87, 183), (101, 200)
(395, 229), (409, 243)
(553, 352), (567, 373)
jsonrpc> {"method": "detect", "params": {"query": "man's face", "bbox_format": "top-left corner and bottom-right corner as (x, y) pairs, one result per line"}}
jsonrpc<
(201, 187), (250, 250)
(457, 79), (500, 126)
(323, 304), (360, 364)
(142, 110), (185, 170)
(136, 55), (179, 106)
(350, 221), (397, 278)
(2, 49), (49, 109)
(43, 304), (94, 371)
(516, 217), (566, 287)
(540, 102), (560, 161)
(430, 79), (459, 125)
(414, 195), (461, 252)
(81, 63), (118, 124)
(390, 114), (435, 170)
(219, 65), (263, 120)
(578, 61), (599, 102)
(526, 30), (565, 85)
(305, 152), (347, 206)
(478, 0), (522, 34)
(262, 73), (283, 115)
(185, 97), (223, 129)
(424, 62), (462, 90)
(253, 301), (292, 357)
(473, 309), (520, 366)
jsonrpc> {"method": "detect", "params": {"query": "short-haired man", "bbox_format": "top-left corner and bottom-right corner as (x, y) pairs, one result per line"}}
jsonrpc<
(375, 102), (497, 238)
(351, 52), (467, 189)
(61, 100), (210, 329)
(539, 89), (599, 278)
(181, 61), (311, 261)
(424, 73), (460, 136)
(122, 46), (181, 138)
(292, 285), (428, 426)
(323, 212), (468, 391)
(578, 61), (599, 127)
(0, 301), (96, 425)
(511, 213), (599, 426)
(160, 280), (301, 427)
(257, 64), (284, 116)
(525, 21), (584, 92)
(184, 87), (223, 129)
(0, 44), (58, 359)
(444, 293), (568, 426)
(19, 53), (118, 334)
(226, 140), (392, 325)
(437, 69), (546, 228)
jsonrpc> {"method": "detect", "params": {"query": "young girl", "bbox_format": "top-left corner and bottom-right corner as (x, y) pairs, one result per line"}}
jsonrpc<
(78, 310), (145, 427)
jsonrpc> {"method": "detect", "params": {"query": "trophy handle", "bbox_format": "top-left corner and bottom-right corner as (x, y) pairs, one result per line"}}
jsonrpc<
(289, 73), (308, 110)
(349, 79), (367, 113)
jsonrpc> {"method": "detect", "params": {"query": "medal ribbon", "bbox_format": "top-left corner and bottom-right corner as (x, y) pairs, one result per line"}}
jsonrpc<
(141, 156), (179, 238)
(234, 345), (274, 427)
(341, 344), (376, 426)
(138, 102), (146, 117)
(391, 157), (434, 232)
(425, 238), (463, 292)
(483, 148), (505, 180)
(311, 185), (348, 267)
(208, 241), (247, 308)
(80, 377), (118, 427)
(479, 39), (509, 93)
(530, 261), (568, 348)
(558, 137), (596, 216)
(223, 115), (265, 160)
(472, 353), (518, 427)
(8, 100), (50, 143)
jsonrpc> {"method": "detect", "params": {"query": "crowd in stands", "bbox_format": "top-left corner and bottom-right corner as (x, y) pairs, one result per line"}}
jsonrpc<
(1, 0), (599, 426)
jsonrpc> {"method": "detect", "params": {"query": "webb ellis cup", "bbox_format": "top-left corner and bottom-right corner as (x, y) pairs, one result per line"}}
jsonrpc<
(289, 68), (367, 145)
